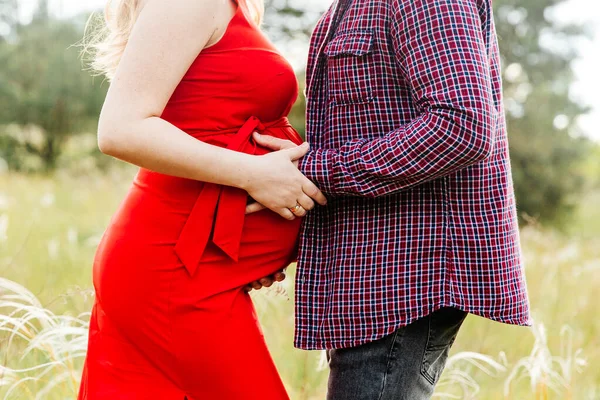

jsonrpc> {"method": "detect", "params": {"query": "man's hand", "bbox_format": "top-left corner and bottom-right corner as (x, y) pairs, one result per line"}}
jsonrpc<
(253, 132), (297, 154)
(244, 270), (286, 292)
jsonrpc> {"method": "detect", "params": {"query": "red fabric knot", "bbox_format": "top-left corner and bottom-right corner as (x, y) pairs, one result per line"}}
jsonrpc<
(174, 116), (302, 277)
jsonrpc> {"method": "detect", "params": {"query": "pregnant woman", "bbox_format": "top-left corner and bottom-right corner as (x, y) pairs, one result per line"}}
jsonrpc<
(78, 0), (326, 398)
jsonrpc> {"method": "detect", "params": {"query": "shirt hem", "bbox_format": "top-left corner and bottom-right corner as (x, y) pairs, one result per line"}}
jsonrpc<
(294, 302), (532, 350)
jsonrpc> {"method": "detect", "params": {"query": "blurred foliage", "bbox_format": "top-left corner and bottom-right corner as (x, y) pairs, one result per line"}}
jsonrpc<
(583, 145), (600, 189)
(263, 0), (323, 43)
(0, 2), (107, 172)
(0, 0), (18, 39)
(493, 0), (593, 226)
(287, 73), (307, 138)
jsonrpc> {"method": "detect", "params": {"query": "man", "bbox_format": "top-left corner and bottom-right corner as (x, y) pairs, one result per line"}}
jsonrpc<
(255, 0), (531, 398)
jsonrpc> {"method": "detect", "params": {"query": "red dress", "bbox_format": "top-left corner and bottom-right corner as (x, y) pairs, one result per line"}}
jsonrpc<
(78, 2), (301, 398)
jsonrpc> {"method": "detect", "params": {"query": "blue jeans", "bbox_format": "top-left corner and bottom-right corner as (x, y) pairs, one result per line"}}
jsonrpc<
(327, 307), (468, 400)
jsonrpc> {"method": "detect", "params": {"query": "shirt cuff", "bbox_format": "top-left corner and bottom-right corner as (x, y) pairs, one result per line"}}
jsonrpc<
(299, 148), (338, 194)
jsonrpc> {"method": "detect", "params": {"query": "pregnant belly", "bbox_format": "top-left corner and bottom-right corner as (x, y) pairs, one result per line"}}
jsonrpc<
(94, 169), (301, 299)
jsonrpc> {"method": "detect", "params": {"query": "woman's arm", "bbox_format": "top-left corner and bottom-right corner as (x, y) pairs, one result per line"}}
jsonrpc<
(98, 0), (325, 220)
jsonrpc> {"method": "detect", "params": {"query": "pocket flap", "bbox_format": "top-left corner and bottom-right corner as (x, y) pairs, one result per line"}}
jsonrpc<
(324, 31), (373, 57)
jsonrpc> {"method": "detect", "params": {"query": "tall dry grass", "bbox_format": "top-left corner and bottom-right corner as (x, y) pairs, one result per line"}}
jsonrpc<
(0, 172), (598, 399)
(0, 277), (88, 398)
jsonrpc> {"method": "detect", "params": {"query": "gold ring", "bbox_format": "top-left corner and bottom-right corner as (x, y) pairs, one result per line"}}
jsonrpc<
(289, 204), (302, 214)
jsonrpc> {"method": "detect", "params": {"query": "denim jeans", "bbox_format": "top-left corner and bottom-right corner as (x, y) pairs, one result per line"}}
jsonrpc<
(326, 307), (468, 400)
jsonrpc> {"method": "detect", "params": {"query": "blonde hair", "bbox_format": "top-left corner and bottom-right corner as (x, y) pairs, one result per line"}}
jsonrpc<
(84, 0), (264, 81)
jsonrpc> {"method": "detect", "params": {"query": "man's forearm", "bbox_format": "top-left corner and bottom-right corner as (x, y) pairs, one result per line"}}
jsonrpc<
(300, 105), (494, 197)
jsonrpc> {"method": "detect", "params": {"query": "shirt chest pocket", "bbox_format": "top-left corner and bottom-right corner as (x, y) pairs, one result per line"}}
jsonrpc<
(324, 31), (375, 106)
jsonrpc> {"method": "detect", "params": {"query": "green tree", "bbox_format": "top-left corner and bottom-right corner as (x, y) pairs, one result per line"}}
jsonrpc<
(0, 0), (18, 39)
(493, 0), (592, 225)
(0, 5), (107, 171)
(263, 1), (324, 43)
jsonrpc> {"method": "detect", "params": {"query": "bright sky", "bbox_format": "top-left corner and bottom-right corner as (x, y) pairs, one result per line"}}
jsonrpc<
(16, 0), (600, 141)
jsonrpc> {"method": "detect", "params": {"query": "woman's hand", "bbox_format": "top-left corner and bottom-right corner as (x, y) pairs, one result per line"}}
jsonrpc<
(242, 138), (327, 220)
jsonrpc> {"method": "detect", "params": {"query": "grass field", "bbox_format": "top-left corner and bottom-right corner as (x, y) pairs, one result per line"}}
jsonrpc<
(1, 170), (599, 399)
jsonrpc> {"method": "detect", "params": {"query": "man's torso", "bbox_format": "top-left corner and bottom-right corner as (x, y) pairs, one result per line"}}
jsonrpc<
(295, 0), (531, 350)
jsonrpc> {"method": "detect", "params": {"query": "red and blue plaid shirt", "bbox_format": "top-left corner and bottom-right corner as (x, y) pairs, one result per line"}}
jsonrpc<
(296, 0), (531, 350)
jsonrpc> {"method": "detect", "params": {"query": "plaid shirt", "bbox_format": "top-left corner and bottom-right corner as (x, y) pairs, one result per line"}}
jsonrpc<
(295, 0), (531, 350)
